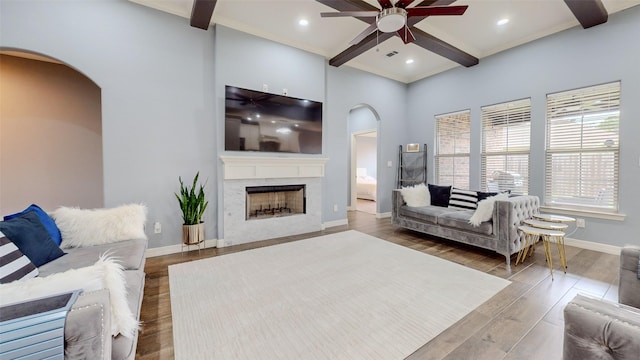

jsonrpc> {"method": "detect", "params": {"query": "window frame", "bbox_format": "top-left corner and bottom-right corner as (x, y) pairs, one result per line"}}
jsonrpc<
(480, 98), (531, 195)
(544, 81), (621, 214)
(434, 110), (471, 189)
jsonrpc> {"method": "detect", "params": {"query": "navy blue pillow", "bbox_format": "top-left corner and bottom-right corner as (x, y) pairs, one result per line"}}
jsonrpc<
(477, 190), (511, 201)
(428, 184), (452, 207)
(477, 191), (499, 201)
(4, 204), (63, 246)
(0, 211), (65, 267)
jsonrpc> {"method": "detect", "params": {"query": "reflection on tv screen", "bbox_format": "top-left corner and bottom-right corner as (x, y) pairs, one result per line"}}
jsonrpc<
(224, 85), (323, 154)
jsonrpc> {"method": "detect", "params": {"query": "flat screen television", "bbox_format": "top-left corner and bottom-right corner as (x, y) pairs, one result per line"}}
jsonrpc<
(224, 85), (323, 154)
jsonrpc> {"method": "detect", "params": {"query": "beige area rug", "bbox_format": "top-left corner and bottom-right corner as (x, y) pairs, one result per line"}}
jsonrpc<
(169, 230), (510, 360)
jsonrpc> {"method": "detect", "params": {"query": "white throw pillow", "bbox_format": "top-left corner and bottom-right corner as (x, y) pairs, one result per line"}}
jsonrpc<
(52, 204), (147, 249)
(469, 193), (510, 226)
(399, 184), (430, 207)
(0, 256), (138, 338)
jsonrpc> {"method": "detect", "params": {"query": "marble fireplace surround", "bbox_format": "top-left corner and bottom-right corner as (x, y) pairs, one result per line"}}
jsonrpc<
(220, 156), (328, 246)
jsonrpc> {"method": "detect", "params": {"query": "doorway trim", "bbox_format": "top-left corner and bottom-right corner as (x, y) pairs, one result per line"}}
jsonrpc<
(349, 129), (377, 212)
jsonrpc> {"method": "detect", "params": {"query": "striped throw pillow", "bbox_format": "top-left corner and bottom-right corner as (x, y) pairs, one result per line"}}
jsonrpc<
(448, 188), (479, 210)
(0, 234), (39, 284)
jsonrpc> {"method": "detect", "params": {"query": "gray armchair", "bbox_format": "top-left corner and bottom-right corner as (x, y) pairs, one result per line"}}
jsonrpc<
(563, 245), (640, 359)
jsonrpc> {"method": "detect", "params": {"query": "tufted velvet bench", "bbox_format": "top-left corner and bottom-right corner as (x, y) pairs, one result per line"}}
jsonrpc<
(563, 245), (640, 359)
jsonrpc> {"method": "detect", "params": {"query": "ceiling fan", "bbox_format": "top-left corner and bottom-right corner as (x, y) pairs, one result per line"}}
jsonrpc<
(320, 0), (468, 45)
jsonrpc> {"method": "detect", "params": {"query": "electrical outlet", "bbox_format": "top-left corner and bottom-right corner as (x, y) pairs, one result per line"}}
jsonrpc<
(576, 218), (586, 228)
(387, 160), (392, 167)
(262, 84), (268, 92)
(333, 204), (338, 212)
(283, 88), (288, 96)
(153, 222), (161, 234)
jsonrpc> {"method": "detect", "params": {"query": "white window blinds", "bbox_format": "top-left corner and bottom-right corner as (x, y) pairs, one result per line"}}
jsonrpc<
(435, 110), (470, 189)
(481, 99), (531, 195)
(545, 81), (620, 211)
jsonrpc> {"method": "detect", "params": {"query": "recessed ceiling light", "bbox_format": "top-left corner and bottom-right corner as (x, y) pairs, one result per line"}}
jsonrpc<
(299, 19), (309, 26)
(497, 18), (510, 26)
(405, 59), (414, 64)
(271, 120), (276, 124)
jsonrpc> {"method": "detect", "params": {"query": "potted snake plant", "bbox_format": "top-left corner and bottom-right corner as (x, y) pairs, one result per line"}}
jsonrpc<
(175, 172), (209, 245)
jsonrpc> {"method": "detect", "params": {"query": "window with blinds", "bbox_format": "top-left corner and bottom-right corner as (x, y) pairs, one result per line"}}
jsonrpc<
(435, 110), (470, 189)
(545, 81), (620, 212)
(481, 98), (531, 195)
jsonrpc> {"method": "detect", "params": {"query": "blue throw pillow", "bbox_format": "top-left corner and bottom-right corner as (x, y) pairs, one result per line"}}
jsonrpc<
(4, 204), (62, 246)
(0, 211), (65, 267)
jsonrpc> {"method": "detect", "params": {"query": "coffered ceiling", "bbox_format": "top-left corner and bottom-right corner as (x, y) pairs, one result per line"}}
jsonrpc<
(129, 0), (640, 83)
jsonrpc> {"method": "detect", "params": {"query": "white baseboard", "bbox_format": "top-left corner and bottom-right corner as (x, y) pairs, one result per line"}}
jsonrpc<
(376, 212), (391, 219)
(565, 237), (621, 255)
(145, 239), (218, 258)
(323, 219), (348, 229)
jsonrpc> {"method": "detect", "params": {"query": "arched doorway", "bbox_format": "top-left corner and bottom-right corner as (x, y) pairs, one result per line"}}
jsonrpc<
(347, 104), (381, 215)
(0, 50), (103, 214)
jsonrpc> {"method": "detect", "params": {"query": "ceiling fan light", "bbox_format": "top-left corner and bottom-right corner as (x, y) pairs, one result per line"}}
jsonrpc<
(377, 8), (407, 33)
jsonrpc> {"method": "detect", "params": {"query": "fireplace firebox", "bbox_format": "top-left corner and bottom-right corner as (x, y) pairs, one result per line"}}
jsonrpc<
(246, 185), (306, 220)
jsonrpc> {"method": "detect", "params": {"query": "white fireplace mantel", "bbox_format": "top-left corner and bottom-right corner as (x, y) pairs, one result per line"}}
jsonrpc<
(220, 156), (329, 180)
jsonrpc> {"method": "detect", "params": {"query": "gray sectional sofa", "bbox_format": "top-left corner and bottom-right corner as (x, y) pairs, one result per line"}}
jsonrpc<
(563, 245), (640, 359)
(40, 237), (148, 360)
(0, 204), (147, 360)
(391, 189), (540, 270)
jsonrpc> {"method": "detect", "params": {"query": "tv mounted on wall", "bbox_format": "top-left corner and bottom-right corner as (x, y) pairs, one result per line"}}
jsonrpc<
(224, 85), (323, 154)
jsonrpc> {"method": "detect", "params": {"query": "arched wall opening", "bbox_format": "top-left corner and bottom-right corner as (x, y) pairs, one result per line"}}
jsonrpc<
(347, 104), (381, 214)
(0, 50), (104, 214)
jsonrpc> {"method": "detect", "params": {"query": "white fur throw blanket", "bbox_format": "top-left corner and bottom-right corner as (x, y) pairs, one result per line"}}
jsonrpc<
(0, 256), (138, 338)
(52, 204), (147, 249)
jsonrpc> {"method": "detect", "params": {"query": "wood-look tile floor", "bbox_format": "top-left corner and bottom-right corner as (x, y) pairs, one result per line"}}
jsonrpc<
(136, 211), (619, 360)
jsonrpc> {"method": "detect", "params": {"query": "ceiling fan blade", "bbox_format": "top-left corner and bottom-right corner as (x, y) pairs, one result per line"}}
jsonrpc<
(407, 5), (468, 17)
(321, 11), (379, 18)
(377, 0), (394, 9)
(396, 25), (416, 44)
(349, 22), (379, 45)
(395, 0), (417, 8)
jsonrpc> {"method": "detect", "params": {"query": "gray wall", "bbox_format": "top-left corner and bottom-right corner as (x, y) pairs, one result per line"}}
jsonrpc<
(0, 55), (103, 213)
(0, 0), (216, 248)
(406, 6), (640, 247)
(326, 66), (407, 219)
(215, 26), (407, 227)
(0, 1), (407, 247)
(213, 25), (326, 238)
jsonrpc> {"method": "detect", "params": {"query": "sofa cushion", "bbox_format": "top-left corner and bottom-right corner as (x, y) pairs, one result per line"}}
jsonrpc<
(0, 234), (39, 284)
(428, 184), (452, 207)
(52, 204), (147, 249)
(0, 256), (138, 338)
(437, 210), (493, 235)
(4, 204), (63, 246)
(38, 238), (148, 277)
(0, 212), (66, 267)
(448, 188), (479, 210)
(112, 270), (145, 360)
(399, 205), (453, 224)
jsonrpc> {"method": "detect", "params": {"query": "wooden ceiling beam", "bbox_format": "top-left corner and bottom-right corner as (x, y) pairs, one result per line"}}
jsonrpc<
(329, 32), (395, 67)
(190, 0), (218, 30)
(563, 0), (608, 29)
